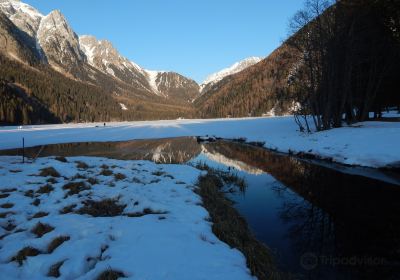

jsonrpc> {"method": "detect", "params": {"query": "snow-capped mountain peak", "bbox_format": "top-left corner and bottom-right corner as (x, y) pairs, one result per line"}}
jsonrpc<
(79, 34), (153, 91)
(200, 56), (262, 92)
(37, 9), (85, 68)
(0, 0), (43, 37)
(1, 0), (201, 102)
(143, 70), (167, 96)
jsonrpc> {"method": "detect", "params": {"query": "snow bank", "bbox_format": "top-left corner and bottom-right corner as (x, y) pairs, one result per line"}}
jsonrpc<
(0, 116), (399, 168)
(0, 156), (253, 279)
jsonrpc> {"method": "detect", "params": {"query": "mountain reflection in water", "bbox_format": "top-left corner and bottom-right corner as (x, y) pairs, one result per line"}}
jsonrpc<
(1, 137), (399, 279)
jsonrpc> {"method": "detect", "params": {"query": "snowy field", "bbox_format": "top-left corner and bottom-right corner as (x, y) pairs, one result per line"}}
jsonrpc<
(0, 156), (253, 280)
(1, 115), (399, 168)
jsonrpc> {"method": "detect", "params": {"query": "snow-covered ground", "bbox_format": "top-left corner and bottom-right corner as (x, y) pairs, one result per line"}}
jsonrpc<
(0, 156), (253, 280)
(0, 115), (399, 168)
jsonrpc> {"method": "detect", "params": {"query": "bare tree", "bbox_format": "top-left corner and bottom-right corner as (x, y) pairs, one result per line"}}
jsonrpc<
(287, 0), (335, 131)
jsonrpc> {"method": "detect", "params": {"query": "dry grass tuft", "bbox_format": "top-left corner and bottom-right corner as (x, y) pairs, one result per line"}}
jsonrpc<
(32, 198), (41, 206)
(126, 207), (168, 218)
(47, 236), (70, 253)
(87, 177), (99, 185)
(55, 156), (68, 163)
(76, 161), (89, 169)
(31, 222), (54, 238)
(47, 177), (58, 184)
(3, 222), (16, 231)
(63, 181), (90, 196)
(11, 247), (41, 265)
(0, 211), (14, 218)
(59, 204), (77, 214)
(37, 184), (54, 194)
(77, 199), (126, 217)
(1, 188), (17, 193)
(24, 190), (35, 198)
(47, 260), (65, 277)
(152, 170), (165, 176)
(114, 173), (126, 181)
(72, 173), (87, 180)
(97, 269), (126, 280)
(99, 169), (113, 176)
(1, 203), (14, 209)
(39, 167), (60, 178)
(9, 169), (22, 173)
(196, 172), (282, 280)
(132, 177), (143, 184)
(0, 193), (10, 199)
(32, 211), (49, 219)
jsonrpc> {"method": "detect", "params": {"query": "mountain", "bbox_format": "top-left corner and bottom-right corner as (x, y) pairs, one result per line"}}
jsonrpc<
(0, 0), (298, 125)
(79, 35), (200, 102)
(0, 0), (42, 39)
(37, 10), (86, 74)
(0, 9), (40, 63)
(0, 0), (203, 124)
(144, 70), (199, 102)
(200, 57), (262, 93)
(0, 0), (199, 98)
(79, 35), (151, 93)
(194, 45), (298, 118)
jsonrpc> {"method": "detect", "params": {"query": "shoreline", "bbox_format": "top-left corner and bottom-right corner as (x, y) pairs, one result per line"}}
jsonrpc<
(195, 171), (284, 280)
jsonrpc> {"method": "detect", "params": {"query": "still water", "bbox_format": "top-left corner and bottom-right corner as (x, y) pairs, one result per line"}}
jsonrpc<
(1, 137), (399, 279)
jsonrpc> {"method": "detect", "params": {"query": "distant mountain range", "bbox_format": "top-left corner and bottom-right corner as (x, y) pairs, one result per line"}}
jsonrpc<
(0, 0), (297, 124)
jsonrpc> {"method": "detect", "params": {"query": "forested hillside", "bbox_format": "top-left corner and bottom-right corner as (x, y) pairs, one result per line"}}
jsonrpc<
(195, 45), (298, 118)
(195, 0), (400, 126)
(1, 0), (399, 126)
(0, 54), (195, 124)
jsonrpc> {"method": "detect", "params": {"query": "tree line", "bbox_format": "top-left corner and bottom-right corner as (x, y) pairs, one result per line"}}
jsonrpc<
(288, 0), (400, 131)
(0, 54), (195, 125)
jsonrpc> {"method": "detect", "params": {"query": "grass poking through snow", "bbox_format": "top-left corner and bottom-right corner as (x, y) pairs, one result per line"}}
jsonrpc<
(76, 161), (89, 170)
(77, 199), (126, 217)
(1, 203), (14, 209)
(31, 222), (54, 238)
(11, 247), (41, 266)
(114, 173), (126, 181)
(31, 212), (49, 219)
(196, 171), (282, 280)
(96, 269), (126, 280)
(62, 182), (90, 196)
(37, 184), (54, 194)
(47, 261), (65, 277)
(47, 236), (70, 253)
(38, 167), (60, 178)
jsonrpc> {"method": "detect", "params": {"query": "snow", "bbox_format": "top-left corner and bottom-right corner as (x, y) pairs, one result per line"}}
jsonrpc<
(201, 146), (263, 175)
(119, 103), (128, 111)
(0, 0), (43, 37)
(79, 35), (96, 64)
(106, 66), (115, 77)
(0, 0), (43, 21)
(0, 116), (399, 168)
(200, 57), (262, 92)
(0, 156), (253, 279)
(145, 70), (163, 96)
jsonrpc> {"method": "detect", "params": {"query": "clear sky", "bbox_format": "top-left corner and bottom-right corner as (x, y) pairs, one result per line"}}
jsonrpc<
(24, 0), (304, 83)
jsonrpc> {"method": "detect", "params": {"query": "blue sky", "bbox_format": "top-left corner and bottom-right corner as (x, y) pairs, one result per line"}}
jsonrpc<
(24, 0), (304, 83)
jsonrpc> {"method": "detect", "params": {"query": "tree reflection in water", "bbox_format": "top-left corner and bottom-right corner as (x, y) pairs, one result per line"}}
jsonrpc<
(205, 141), (400, 279)
(1, 137), (399, 279)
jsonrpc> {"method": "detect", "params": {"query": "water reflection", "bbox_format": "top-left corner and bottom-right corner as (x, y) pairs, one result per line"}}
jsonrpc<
(203, 141), (400, 279)
(0, 137), (201, 164)
(1, 137), (399, 279)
